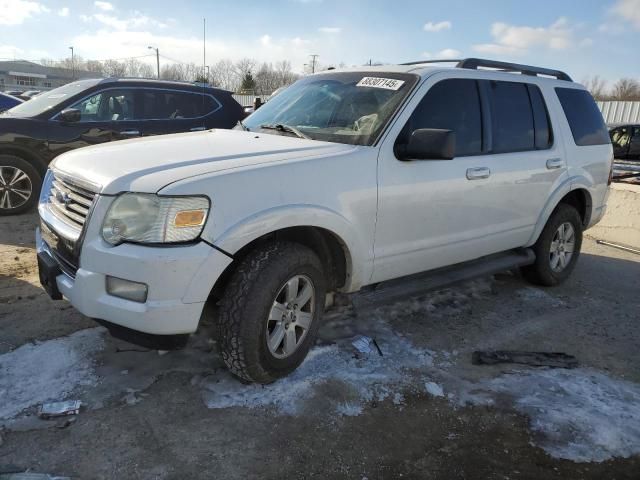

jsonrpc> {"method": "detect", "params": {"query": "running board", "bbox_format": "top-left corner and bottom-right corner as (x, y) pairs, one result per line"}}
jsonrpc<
(351, 248), (535, 310)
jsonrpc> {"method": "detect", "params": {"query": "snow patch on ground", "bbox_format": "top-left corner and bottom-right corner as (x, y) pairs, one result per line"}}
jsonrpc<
(202, 330), (436, 416)
(461, 368), (640, 462)
(0, 328), (105, 420)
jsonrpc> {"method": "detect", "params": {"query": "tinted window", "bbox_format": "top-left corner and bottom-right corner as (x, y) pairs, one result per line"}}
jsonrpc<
(610, 127), (631, 149)
(70, 89), (135, 122)
(402, 79), (482, 156)
(490, 81), (534, 153)
(527, 85), (553, 149)
(139, 91), (220, 120)
(555, 88), (610, 146)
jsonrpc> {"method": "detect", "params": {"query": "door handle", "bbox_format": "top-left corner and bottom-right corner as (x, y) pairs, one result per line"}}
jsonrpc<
(466, 167), (491, 180)
(546, 158), (564, 169)
(120, 130), (140, 136)
(190, 126), (206, 132)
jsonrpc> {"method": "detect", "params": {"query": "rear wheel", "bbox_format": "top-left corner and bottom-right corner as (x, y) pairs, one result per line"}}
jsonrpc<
(0, 155), (41, 216)
(521, 203), (583, 286)
(216, 241), (327, 383)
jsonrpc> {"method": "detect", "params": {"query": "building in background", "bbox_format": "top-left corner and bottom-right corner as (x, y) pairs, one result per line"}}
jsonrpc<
(0, 60), (98, 93)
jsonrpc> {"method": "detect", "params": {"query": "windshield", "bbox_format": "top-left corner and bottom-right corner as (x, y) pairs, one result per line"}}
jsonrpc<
(242, 71), (418, 146)
(5, 79), (101, 118)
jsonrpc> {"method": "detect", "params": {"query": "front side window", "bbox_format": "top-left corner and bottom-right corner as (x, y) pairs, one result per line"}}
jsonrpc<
(611, 127), (631, 149)
(70, 89), (135, 122)
(243, 72), (418, 146)
(399, 78), (483, 156)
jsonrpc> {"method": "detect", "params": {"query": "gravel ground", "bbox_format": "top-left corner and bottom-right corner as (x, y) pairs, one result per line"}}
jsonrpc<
(1, 212), (639, 479)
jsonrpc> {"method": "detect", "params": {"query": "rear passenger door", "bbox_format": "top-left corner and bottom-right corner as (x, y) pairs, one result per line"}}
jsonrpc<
(373, 75), (565, 283)
(157, 90), (211, 134)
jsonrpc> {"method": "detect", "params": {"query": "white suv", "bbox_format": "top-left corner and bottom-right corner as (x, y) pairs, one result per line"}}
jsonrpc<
(36, 59), (613, 383)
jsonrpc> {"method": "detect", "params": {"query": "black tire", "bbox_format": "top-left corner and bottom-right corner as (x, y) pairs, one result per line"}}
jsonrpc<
(521, 203), (583, 286)
(217, 241), (327, 383)
(0, 155), (42, 216)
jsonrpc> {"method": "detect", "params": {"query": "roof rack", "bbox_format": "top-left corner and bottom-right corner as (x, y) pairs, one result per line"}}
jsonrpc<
(400, 57), (573, 82)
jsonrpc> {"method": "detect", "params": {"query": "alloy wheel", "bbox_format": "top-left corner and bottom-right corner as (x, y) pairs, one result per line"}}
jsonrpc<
(266, 274), (316, 359)
(0, 166), (33, 210)
(549, 222), (575, 273)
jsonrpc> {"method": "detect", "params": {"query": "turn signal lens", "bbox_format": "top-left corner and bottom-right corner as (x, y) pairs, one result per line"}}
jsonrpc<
(174, 209), (207, 228)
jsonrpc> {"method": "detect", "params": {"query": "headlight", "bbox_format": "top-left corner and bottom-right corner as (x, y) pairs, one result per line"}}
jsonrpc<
(102, 193), (209, 246)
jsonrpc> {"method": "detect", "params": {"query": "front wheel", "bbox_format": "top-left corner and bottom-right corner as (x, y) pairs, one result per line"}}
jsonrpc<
(217, 241), (327, 383)
(0, 155), (42, 216)
(521, 203), (583, 286)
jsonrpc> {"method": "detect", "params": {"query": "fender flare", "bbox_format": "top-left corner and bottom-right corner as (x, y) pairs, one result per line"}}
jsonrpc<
(525, 175), (594, 246)
(205, 204), (371, 291)
(0, 144), (48, 174)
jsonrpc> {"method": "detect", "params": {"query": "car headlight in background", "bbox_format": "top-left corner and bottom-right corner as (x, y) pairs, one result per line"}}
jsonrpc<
(102, 193), (209, 246)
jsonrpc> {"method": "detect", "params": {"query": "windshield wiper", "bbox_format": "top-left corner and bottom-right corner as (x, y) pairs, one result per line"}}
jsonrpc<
(259, 123), (310, 140)
(237, 120), (250, 131)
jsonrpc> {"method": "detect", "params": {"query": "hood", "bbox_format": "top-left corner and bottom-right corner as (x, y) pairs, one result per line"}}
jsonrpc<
(51, 129), (355, 194)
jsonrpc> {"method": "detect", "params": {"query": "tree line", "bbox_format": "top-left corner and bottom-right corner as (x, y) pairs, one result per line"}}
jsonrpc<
(40, 56), (301, 95)
(582, 76), (640, 101)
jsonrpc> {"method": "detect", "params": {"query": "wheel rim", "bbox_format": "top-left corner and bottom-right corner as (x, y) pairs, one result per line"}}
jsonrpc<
(266, 274), (316, 359)
(549, 222), (576, 273)
(0, 166), (33, 210)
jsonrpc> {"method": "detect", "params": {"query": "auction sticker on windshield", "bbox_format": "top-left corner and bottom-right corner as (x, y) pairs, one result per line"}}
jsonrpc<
(356, 77), (405, 90)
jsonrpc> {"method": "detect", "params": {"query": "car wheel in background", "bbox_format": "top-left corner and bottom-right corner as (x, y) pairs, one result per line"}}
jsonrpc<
(0, 155), (42, 216)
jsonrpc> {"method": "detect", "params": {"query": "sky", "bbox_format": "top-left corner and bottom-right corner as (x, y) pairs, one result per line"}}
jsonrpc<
(0, 0), (639, 84)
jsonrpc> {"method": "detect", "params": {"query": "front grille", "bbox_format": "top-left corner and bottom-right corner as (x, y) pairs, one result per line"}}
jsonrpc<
(48, 174), (97, 229)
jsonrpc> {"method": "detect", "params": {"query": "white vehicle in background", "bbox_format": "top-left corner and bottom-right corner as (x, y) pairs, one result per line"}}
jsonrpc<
(36, 58), (613, 383)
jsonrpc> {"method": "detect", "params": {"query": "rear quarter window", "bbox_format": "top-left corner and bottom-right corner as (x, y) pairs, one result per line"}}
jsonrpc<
(555, 88), (610, 146)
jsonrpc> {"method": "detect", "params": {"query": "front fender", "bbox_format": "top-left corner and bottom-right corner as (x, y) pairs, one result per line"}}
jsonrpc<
(205, 204), (371, 291)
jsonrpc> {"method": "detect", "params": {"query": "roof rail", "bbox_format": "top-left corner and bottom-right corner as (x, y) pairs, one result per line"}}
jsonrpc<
(400, 59), (463, 66)
(399, 57), (572, 82)
(456, 58), (573, 82)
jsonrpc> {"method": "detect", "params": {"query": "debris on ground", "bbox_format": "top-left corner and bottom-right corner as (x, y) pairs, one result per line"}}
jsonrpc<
(0, 473), (71, 480)
(424, 382), (445, 397)
(38, 400), (81, 419)
(351, 335), (383, 356)
(351, 335), (373, 354)
(472, 350), (578, 369)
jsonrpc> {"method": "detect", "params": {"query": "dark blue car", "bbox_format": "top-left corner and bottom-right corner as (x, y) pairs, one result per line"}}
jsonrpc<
(0, 92), (23, 112)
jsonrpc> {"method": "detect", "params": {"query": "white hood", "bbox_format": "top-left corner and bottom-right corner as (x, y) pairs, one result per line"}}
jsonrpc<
(51, 129), (354, 194)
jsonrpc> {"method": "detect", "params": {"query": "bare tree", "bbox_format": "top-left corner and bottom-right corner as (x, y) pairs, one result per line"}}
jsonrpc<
(210, 59), (238, 91)
(610, 78), (640, 101)
(102, 59), (128, 77)
(582, 76), (608, 100)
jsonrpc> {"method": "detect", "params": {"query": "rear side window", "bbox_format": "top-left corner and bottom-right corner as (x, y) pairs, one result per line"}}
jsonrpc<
(527, 85), (553, 149)
(139, 90), (221, 120)
(489, 81), (535, 153)
(402, 78), (482, 156)
(555, 88), (610, 146)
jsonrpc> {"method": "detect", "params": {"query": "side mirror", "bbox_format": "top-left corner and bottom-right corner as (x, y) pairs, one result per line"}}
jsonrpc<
(59, 108), (81, 123)
(397, 128), (456, 160)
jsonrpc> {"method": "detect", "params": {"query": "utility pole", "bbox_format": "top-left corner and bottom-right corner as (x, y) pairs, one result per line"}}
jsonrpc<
(148, 46), (160, 79)
(69, 46), (74, 80)
(309, 54), (319, 74)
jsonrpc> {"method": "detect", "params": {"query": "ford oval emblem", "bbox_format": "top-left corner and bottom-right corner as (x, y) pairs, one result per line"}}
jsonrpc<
(55, 191), (72, 206)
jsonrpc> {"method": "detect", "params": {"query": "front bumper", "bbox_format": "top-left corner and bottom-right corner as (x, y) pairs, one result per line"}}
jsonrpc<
(36, 227), (232, 335)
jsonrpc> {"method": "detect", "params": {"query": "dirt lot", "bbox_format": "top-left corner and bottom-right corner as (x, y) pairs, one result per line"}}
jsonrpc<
(1, 212), (639, 479)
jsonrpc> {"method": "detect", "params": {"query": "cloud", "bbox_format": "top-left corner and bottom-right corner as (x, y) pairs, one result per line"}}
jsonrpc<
(94, 1), (114, 11)
(423, 20), (452, 32)
(610, 0), (640, 29)
(87, 11), (167, 30)
(472, 18), (581, 56)
(58, 7), (69, 17)
(318, 27), (341, 34)
(423, 49), (461, 59)
(0, 0), (49, 25)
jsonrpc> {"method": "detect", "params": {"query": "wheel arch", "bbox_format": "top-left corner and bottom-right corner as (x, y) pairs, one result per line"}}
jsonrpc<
(526, 180), (593, 246)
(0, 145), (48, 175)
(209, 225), (354, 302)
